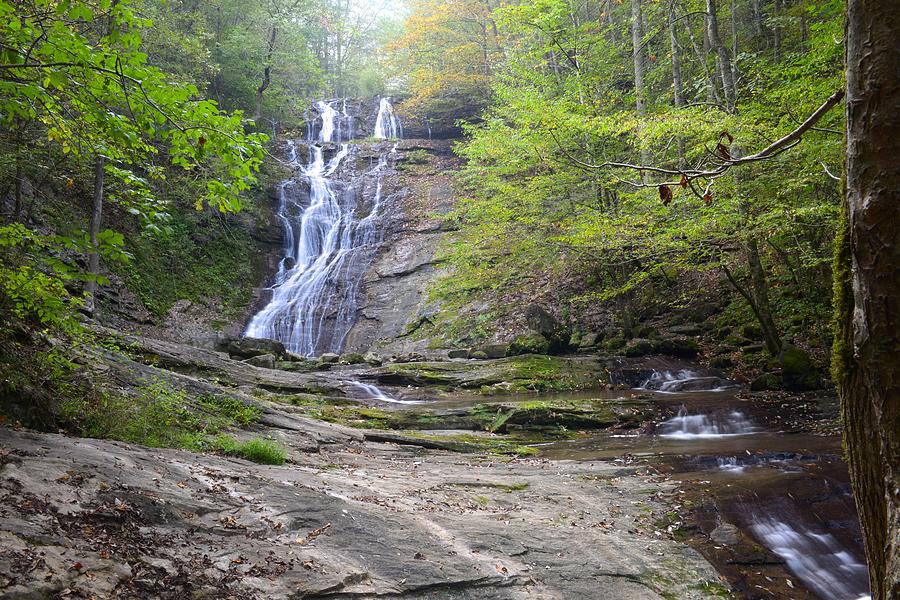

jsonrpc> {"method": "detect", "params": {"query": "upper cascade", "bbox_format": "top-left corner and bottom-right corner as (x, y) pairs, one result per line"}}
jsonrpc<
(243, 98), (402, 356)
(374, 97), (402, 140)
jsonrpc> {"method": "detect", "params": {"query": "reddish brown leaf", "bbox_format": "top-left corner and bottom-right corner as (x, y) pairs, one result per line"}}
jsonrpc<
(198, 136), (207, 146)
(679, 174), (688, 188)
(703, 192), (713, 205)
(659, 184), (673, 206)
(71, 562), (83, 571)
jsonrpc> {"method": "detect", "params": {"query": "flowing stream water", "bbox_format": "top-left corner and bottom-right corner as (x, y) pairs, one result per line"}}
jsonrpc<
(245, 98), (401, 355)
(537, 370), (870, 600)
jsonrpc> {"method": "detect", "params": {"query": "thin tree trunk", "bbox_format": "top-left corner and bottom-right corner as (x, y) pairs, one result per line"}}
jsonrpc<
(255, 24), (277, 123)
(837, 0), (900, 594)
(706, 0), (736, 112)
(683, 10), (723, 106)
(84, 156), (105, 314)
(631, 0), (649, 179)
(773, 0), (782, 62)
(13, 127), (23, 223)
(669, 6), (686, 166)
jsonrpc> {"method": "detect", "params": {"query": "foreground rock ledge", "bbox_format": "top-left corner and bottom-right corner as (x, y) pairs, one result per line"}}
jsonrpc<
(0, 427), (724, 599)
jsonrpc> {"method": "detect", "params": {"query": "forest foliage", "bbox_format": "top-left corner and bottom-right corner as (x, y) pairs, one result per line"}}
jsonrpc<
(395, 0), (844, 360)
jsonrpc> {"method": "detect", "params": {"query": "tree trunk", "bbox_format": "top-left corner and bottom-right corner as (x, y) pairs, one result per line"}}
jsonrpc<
(683, 12), (723, 106)
(669, 6), (686, 165)
(706, 0), (736, 112)
(254, 24), (277, 123)
(838, 0), (900, 594)
(631, 0), (649, 179)
(773, 0), (782, 62)
(84, 156), (105, 314)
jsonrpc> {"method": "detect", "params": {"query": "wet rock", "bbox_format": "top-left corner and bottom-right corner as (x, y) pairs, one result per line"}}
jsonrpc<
(244, 353), (276, 369)
(477, 344), (509, 359)
(392, 352), (425, 363)
(220, 336), (287, 360)
(320, 353), (340, 364)
(524, 304), (571, 353)
(780, 345), (822, 391)
(508, 331), (550, 356)
(447, 349), (470, 359)
(363, 351), (383, 366)
(750, 372), (781, 391)
(710, 523), (741, 546)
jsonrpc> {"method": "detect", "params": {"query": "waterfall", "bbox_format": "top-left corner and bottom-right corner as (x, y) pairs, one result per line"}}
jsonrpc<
(244, 100), (402, 356)
(374, 97), (401, 139)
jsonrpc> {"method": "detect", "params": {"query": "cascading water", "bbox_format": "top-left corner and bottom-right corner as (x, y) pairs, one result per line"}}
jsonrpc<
(657, 406), (759, 438)
(374, 97), (401, 139)
(245, 98), (401, 355)
(639, 369), (739, 393)
(349, 381), (421, 405)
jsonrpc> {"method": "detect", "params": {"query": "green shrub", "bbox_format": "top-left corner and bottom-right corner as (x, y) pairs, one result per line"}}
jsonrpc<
(212, 435), (286, 465)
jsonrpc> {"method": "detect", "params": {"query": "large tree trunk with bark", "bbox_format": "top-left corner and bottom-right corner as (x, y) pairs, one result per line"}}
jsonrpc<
(837, 0), (900, 595)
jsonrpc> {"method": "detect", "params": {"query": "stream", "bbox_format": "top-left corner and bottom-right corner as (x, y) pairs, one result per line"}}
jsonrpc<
(358, 369), (870, 600)
(539, 370), (871, 600)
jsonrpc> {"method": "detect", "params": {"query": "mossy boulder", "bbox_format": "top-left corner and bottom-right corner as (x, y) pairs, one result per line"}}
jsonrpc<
(780, 344), (822, 391)
(602, 336), (626, 352)
(475, 344), (509, 359)
(340, 352), (366, 364)
(447, 349), (470, 359)
(508, 331), (551, 356)
(624, 338), (655, 357)
(578, 332), (602, 349)
(709, 355), (734, 369)
(319, 353), (340, 364)
(524, 304), (571, 353)
(656, 337), (701, 358)
(750, 372), (781, 391)
(470, 351), (489, 360)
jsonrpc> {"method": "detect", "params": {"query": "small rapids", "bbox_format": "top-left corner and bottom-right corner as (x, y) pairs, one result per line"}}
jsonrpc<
(640, 369), (739, 393)
(750, 515), (870, 600)
(349, 381), (421, 405)
(657, 406), (759, 438)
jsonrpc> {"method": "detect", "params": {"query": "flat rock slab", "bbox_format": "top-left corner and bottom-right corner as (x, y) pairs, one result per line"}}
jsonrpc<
(0, 427), (725, 599)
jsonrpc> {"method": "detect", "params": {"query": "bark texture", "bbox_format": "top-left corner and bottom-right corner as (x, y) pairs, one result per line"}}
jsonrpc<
(839, 0), (900, 595)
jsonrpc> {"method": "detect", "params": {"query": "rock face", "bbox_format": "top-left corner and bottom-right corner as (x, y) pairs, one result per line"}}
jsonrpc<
(342, 140), (460, 356)
(0, 427), (724, 600)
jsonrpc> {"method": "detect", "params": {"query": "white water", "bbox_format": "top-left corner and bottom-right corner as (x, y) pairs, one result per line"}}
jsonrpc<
(374, 97), (401, 139)
(244, 99), (401, 355)
(751, 516), (870, 600)
(640, 369), (739, 393)
(657, 406), (758, 438)
(350, 381), (421, 404)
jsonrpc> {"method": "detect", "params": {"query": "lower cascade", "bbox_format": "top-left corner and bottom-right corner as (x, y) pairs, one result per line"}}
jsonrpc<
(657, 406), (759, 438)
(245, 98), (401, 356)
(750, 515), (871, 600)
